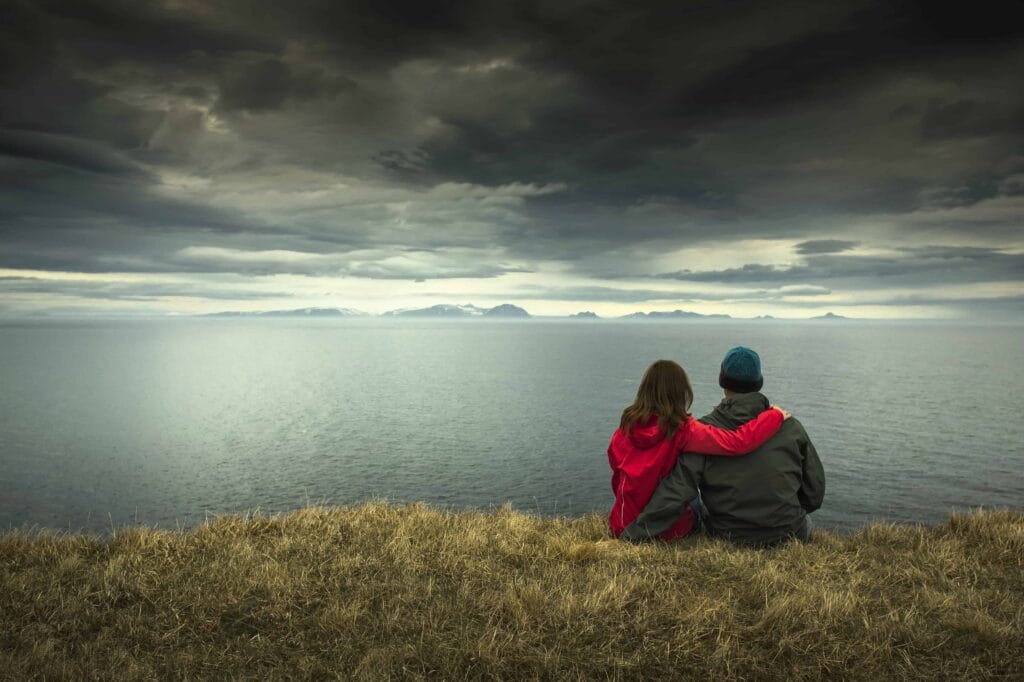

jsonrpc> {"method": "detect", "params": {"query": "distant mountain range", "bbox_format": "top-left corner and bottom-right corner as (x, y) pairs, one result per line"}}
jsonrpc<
(205, 307), (367, 317)
(203, 305), (855, 320)
(620, 309), (732, 320)
(381, 304), (484, 317)
(484, 304), (531, 317)
(382, 303), (531, 318)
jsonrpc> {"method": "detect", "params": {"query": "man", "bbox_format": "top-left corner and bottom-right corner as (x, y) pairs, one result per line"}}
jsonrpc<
(622, 346), (825, 546)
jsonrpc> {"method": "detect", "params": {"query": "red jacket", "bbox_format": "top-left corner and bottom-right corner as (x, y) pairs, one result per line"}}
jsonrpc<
(608, 408), (784, 539)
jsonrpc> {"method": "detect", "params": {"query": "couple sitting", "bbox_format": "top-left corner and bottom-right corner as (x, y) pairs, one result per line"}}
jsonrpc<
(608, 346), (825, 546)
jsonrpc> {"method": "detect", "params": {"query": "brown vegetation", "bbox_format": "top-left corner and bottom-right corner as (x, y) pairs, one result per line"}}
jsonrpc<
(1, 504), (1022, 680)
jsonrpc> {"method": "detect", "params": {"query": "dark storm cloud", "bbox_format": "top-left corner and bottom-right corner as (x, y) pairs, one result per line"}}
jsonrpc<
(795, 240), (859, 255)
(656, 247), (1024, 287)
(0, 0), (275, 150)
(0, 153), (261, 263)
(0, 276), (291, 301)
(0, 0), (1022, 314)
(166, 247), (529, 279)
(216, 58), (357, 113)
(661, 3), (1024, 121)
(3, 0), (281, 72)
(919, 99), (1024, 142)
(403, 2), (1024, 206)
(0, 129), (151, 178)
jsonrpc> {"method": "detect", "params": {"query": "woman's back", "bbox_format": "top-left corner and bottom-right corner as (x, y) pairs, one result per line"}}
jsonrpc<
(608, 416), (695, 539)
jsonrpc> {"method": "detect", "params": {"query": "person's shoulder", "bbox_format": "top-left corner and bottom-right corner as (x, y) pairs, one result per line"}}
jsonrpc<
(779, 416), (812, 442)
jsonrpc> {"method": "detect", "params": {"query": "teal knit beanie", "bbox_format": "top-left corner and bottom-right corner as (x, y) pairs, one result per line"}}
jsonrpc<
(719, 346), (763, 393)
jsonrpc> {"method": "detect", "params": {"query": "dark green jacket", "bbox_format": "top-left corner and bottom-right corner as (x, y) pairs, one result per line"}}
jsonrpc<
(622, 392), (825, 546)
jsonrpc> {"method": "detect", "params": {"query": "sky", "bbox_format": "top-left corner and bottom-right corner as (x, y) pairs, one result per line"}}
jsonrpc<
(1, 0), (1022, 319)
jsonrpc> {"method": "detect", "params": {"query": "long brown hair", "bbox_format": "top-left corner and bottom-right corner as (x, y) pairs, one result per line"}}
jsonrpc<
(620, 359), (694, 438)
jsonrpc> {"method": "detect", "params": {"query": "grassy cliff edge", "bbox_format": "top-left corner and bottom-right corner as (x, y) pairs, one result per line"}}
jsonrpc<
(2, 505), (1022, 680)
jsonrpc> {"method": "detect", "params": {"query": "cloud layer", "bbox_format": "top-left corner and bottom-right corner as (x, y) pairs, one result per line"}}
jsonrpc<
(1, 0), (1022, 317)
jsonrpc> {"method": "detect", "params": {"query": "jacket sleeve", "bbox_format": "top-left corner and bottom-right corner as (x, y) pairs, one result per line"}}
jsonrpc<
(678, 408), (783, 455)
(797, 431), (825, 512)
(620, 456), (702, 542)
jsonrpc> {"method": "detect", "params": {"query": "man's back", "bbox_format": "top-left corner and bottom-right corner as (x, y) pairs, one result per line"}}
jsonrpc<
(694, 392), (824, 544)
(622, 391), (824, 546)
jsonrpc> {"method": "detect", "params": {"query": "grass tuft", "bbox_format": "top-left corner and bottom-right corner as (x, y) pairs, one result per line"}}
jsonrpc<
(1, 505), (1022, 680)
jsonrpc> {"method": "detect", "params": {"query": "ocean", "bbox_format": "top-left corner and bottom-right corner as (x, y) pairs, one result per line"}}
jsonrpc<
(1, 318), (1021, 534)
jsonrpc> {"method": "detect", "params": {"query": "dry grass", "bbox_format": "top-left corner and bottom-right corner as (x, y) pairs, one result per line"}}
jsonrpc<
(1, 505), (1022, 681)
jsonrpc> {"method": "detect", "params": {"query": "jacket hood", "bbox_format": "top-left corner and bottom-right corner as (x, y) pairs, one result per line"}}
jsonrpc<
(709, 392), (770, 427)
(626, 416), (666, 448)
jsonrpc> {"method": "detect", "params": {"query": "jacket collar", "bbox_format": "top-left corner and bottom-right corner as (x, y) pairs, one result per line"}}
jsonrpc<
(713, 391), (770, 423)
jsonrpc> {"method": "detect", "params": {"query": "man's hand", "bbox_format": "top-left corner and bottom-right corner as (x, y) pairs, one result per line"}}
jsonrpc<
(773, 406), (792, 420)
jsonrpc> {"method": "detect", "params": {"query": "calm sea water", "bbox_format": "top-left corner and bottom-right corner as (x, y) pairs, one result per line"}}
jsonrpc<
(1, 318), (1021, 535)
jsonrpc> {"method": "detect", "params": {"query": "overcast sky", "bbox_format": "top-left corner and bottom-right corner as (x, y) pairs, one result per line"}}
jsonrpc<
(1, 0), (1022, 318)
